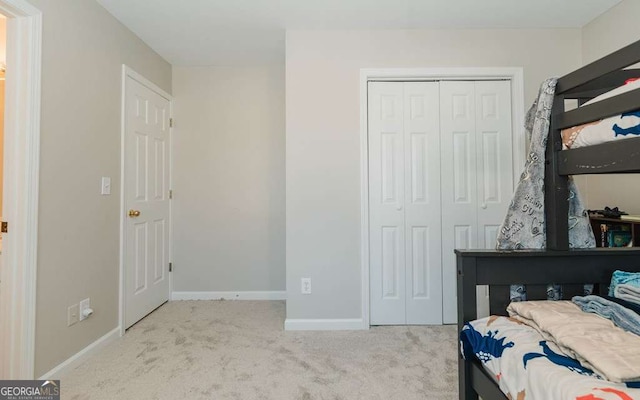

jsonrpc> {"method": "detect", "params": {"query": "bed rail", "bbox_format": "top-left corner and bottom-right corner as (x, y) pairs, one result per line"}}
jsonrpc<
(563, 69), (640, 100)
(556, 40), (640, 95)
(556, 87), (640, 129)
(559, 138), (640, 175)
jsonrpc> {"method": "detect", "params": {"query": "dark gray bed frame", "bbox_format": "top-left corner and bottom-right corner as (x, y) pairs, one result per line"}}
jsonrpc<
(456, 39), (640, 400)
(456, 249), (640, 400)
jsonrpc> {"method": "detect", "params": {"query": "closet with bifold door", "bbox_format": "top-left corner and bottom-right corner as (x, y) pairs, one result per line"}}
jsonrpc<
(368, 80), (514, 325)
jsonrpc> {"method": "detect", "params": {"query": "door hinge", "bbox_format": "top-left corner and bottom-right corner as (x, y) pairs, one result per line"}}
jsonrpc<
(169, 118), (173, 128)
(169, 262), (173, 272)
(169, 190), (173, 199)
(1, 221), (7, 233)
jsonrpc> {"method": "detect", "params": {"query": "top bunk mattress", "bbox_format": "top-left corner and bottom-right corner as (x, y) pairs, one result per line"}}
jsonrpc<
(562, 78), (640, 149)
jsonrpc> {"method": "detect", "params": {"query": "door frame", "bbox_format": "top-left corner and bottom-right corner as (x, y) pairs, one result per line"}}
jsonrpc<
(359, 67), (525, 327)
(0, 0), (41, 379)
(119, 65), (173, 336)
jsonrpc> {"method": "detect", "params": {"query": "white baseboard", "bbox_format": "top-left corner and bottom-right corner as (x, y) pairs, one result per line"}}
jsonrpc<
(171, 291), (286, 301)
(284, 318), (368, 331)
(39, 327), (120, 379)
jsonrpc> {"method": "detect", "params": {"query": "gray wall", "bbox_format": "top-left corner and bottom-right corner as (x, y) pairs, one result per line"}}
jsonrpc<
(285, 29), (583, 322)
(576, 0), (640, 214)
(172, 65), (285, 293)
(30, 0), (171, 377)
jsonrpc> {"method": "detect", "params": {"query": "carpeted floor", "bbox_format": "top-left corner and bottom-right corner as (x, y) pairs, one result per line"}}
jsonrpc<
(62, 301), (458, 400)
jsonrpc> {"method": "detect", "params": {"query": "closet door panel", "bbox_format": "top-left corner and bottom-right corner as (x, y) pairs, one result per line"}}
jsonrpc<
(403, 82), (442, 325)
(474, 81), (514, 319)
(369, 82), (407, 325)
(440, 82), (478, 324)
(475, 81), (513, 248)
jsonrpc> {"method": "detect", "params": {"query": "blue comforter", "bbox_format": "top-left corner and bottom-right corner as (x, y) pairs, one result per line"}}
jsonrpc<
(572, 295), (640, 336)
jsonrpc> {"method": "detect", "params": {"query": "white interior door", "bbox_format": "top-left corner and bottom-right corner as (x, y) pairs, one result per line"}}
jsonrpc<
(440, 81), (513, 323)
(124, 76), (171, 329)
(369, 81), (442, 325)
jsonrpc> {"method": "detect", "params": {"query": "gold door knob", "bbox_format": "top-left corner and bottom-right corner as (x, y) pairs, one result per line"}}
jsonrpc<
(128, 209), (141, 218)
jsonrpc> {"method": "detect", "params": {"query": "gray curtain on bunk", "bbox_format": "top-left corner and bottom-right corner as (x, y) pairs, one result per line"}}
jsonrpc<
(496, 78), (596, 251)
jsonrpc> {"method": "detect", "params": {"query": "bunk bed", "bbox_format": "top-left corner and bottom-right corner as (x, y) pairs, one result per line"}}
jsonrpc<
(456, 39), (640, 400)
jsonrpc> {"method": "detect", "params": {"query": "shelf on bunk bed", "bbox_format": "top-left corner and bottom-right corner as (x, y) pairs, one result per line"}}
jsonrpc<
(590, 215), (640, 248)
(557, 136), (640, 175)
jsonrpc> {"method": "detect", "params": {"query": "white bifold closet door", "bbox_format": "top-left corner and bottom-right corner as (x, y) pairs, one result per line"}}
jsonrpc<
(369, 82), (443, 325)
(440, 81), (513, 324)
(369, 80), (513, 326)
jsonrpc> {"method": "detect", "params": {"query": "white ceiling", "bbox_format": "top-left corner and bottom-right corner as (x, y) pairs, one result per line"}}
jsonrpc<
(97, 0), (621, 66)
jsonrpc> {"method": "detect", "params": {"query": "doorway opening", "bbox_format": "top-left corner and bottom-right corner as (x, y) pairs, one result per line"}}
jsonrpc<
(0, 0), (42, 379)
(0, 15), (6, 252)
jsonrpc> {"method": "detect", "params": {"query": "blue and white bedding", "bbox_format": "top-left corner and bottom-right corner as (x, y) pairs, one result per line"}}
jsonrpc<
(461, 316), (640, 400)
(617, 284), (640, 306)
(609, 270), (640, 306)
(562, 78), (640, 149)
(604, 295), (640, 315)
(573, 295), (640, 336)
(609, 270), (640, 297)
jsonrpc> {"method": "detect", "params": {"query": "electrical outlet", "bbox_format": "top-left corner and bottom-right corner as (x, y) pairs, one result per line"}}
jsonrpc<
(79, 298), (92, 321)
(67, 304), (79, 326)
(301, 278), (311, 294)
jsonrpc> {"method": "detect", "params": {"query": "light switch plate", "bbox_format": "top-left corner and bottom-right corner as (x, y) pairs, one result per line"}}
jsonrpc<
(79, 298), (91, 321)
(101, 177), (111, 195)
(68, 304), (79, 326)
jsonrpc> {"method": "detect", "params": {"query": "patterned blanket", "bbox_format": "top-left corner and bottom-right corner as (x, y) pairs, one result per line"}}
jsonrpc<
(496, 78), (595, 250)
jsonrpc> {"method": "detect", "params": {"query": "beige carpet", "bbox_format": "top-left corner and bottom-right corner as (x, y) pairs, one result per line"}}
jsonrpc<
(63, 301), (458, 400)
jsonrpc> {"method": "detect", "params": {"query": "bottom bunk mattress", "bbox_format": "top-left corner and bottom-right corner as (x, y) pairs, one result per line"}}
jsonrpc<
(460, 316), (640, 400)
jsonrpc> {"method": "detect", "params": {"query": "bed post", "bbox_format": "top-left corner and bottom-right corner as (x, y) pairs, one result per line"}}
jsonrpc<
(457, 252), (478, 400)
(544, 97), (569, 250)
